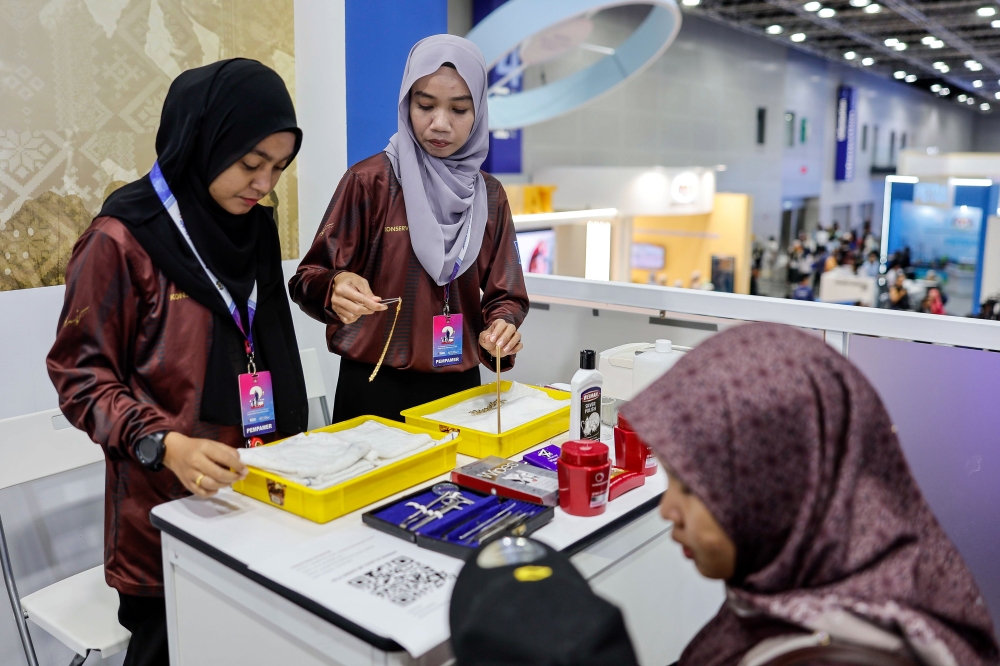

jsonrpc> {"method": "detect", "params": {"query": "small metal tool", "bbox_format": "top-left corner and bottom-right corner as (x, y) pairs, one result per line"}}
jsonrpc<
(399, 491), (459, 528)
(378, 297), (401, 306)
(496, 345), (502, 433)
(476, 511), (530, 544)
(409, 494), (473, 531)
(455, 507), (513, 541)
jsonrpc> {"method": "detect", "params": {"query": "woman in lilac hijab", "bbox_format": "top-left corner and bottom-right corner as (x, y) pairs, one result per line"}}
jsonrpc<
(291, 36), (529, 422)
(622, 323), (998, 665)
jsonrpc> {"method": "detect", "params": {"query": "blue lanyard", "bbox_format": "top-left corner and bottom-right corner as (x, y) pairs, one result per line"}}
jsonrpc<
(149, 161), (259, 356)
(443, 202), (475, 317)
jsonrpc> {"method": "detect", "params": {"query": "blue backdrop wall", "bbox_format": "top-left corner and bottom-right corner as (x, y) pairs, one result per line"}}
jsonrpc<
(345, 0), (448, 166)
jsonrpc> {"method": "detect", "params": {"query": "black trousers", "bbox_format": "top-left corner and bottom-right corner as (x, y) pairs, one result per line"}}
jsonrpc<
(117, 593), (168, 666)
(333, 358), (481, 423)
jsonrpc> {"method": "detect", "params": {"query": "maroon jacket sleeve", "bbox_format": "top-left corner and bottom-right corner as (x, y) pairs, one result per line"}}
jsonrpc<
(46, 225), (172, 459)
(288, 169), (375, 327)
(478, 184), (530, 370)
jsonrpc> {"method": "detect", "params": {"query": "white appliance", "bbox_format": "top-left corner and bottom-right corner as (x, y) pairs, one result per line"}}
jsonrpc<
(598, 342), (690, 402)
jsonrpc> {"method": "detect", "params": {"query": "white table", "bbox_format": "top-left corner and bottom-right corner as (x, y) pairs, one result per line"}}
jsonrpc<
(152, 432), (724, 666)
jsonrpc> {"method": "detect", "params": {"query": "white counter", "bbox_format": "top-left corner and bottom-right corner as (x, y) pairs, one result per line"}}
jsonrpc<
(152, 431), (724, 666)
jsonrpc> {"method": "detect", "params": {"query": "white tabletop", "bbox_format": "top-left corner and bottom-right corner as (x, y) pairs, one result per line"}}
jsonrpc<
(151, 427), (665, 569)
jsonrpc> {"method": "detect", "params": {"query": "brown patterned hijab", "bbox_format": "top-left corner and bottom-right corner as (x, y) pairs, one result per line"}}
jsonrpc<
(622, 323), (998, 666)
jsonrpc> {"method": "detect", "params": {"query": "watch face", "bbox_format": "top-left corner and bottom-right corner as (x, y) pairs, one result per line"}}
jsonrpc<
(139, 437), (161, 465)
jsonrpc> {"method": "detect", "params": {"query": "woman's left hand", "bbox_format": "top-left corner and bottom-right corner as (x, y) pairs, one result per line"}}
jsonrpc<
(479, 319), (522, 358)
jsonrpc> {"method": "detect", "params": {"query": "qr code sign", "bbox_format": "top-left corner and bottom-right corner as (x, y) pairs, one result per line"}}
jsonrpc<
(348, 556), (453, 607)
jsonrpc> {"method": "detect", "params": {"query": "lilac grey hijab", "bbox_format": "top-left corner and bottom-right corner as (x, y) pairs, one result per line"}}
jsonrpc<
(385, 35), (490, 286)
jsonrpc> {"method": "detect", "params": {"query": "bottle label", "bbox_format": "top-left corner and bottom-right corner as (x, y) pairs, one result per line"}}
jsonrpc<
(590, 469), (609, 508)
(645, 452), (657, 469)
(579, 387), (602, 441)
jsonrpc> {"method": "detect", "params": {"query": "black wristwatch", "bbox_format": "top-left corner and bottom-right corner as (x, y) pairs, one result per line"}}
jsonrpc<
(134, 431), (168, 471)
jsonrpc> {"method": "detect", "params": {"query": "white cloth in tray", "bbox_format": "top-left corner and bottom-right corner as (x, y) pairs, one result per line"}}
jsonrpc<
(238, 420), (440, 488)
(239, 432), (369, 476)
(334, 420), (434, 461)
(285, 460), (376, 490)
(424, 382), (569, 434)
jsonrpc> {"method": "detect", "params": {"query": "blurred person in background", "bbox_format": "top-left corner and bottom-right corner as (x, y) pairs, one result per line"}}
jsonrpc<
(890, 273), (911, 311)
(921, 286), (946, 315)
(791, 274), (814, 301)
(860, 251), (880, 278)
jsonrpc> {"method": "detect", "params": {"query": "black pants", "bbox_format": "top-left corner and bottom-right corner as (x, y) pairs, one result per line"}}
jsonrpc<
(118, 593), (168, 666)
(333, 358), (481, 422)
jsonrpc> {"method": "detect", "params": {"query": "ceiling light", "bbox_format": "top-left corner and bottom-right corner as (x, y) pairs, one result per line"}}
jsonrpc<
(681, 0), (701, 5)
(862, 57), (875, 66)
(921, 36), (935, 45)
(849, 0), (870, 5)
(959, 94), (968, 102)
(844, 51), (857, 60)
(791, 32), (807, 42)
(940, 87), (950, 95)
(977, 7), (997, 17)
(993, 20), (1000, 28)
(864, 3), (881, 13)
(974, 80), (984, 88)
(968, 98), (975, 105)
(931, 84), (941, 92)
(767, 25), (784, 34)
(884, 38), (899, 47)
(966, 60), (983, 71)
(893, 70), (906, 79)
(930, 40), (945, 48)
(905, 75), (917, 83)
(804, 1), (822, 10)
(995, 92), (1000, 99)
(894, 42), (907, 51)
(818, 7), (836, 17)
(933, 61), (945, 69)
(982, 103), (991, 110)
(939, 64), (950, 73)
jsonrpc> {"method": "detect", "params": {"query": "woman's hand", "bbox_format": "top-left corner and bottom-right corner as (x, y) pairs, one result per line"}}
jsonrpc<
(479, 319), (522, 358)
(330, 272), (387, 324)
(163, 432), (248, 498)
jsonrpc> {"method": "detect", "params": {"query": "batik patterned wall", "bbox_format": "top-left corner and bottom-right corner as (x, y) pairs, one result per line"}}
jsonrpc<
(0, 0), (298, 292)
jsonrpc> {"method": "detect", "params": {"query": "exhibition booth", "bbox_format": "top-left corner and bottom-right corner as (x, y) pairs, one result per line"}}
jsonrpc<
(3, 1), (1000, 665)
(511, 166), (754, 294)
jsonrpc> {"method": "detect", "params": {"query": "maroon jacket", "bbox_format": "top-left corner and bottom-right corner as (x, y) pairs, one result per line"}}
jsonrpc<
(289, 153), (529, 371)
(47, 216), (244, 596)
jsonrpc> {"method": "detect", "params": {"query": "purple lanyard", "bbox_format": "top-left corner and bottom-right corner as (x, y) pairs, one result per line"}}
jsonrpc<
(149, 161), (258, 356)
(442, 206), (475, 317)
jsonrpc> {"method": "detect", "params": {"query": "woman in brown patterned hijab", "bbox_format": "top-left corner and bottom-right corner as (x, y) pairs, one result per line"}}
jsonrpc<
(622, 323), (998, 666)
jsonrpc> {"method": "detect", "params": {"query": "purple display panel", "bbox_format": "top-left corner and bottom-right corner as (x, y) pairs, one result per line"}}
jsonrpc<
(834, 85), (857, 182)
(850, 335), (1000, 625)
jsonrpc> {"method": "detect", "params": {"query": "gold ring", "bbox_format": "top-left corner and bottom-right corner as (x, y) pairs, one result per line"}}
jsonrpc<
(195, 474), (205, 488)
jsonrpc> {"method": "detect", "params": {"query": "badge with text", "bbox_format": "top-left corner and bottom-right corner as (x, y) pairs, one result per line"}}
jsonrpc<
(239, 371), (276, 437)
(432, 314), (463, 368)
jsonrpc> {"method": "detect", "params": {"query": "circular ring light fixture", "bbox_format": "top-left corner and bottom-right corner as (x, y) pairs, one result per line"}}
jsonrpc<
(466, 0), (682, 130)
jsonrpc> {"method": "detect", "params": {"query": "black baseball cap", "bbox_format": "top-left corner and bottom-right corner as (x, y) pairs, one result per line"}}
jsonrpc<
(450, 537), (639, 666)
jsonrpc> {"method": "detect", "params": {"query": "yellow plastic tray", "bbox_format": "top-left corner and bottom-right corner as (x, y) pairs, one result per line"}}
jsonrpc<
(232, 416), (460, 524)
(400, 381), (570, 459)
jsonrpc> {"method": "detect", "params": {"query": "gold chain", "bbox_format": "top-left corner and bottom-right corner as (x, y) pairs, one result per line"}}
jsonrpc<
(368, 298), (403, 382)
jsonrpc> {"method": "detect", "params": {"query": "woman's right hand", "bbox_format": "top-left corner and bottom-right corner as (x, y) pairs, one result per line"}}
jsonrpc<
(163, 432), (248, 498)
(330, 272), (387, 324)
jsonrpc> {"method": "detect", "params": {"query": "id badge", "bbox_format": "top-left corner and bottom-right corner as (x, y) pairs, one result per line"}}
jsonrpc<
(239, 371), (276, 437)
(432, 314), (463, 368)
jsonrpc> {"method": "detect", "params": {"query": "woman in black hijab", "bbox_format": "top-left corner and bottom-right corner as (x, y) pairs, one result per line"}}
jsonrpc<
(47, 59), (308, 666)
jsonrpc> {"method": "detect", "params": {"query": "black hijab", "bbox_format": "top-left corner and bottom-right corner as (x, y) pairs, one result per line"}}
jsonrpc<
(99, 58), (308, 435)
